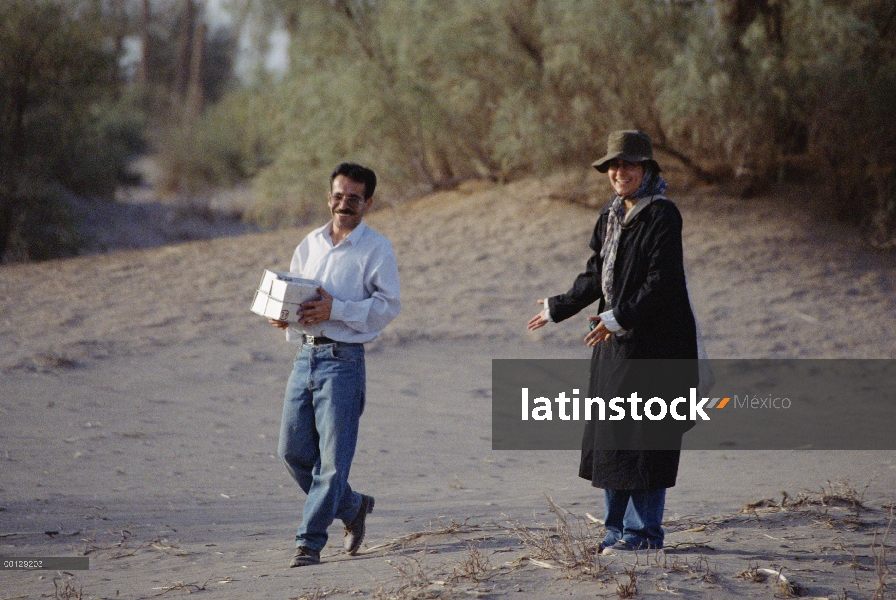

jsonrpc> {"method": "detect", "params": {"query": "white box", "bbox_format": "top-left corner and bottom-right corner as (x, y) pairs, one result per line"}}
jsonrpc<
(250, 269), (320, 322)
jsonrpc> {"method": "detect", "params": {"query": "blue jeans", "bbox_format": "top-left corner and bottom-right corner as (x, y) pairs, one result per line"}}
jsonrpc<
(278, 342), (366, 552)
(602, 488), (666, 549)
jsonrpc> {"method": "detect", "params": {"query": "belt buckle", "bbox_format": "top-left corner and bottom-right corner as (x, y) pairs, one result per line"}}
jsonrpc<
(305, 334), (317, 345)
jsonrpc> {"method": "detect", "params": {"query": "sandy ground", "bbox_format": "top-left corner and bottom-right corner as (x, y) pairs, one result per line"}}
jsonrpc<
(1, 175), (896, 599)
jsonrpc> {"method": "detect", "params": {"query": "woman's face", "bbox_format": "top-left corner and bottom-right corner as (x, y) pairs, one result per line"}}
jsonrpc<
(607, 159), (644, 198)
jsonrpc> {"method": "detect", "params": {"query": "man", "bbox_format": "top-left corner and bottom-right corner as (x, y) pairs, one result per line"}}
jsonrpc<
(268, 162), (401, 567)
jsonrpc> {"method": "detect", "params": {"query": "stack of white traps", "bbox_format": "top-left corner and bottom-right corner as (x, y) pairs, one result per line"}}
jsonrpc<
(250, 269), (320, 323)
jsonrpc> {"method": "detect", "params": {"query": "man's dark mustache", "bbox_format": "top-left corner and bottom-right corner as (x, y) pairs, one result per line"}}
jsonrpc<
(336, 210), (355, 215)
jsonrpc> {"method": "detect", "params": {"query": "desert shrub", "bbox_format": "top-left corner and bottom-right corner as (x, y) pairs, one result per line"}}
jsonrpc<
(799, 1), (896, 246)
(653, 0), (896, 244)
(242, 0), (495, 223)
(230, 0), (705, 224)
(190, 0), (896, 246)
(51, 97), (147, 197)
(656, 2), (807, 182)
(1, 187), (85, 263)
(155, 88), (267, 195)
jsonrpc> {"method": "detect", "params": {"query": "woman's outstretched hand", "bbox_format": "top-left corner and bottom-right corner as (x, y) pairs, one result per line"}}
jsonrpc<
(527, 299), (549, 331)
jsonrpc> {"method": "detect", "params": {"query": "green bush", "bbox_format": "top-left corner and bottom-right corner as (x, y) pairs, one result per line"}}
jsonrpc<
(0, 0), (144, 262)
(226, 0), (708, 223)
(1, 187), (84, 263)
(180, 0), (896, 246)
(52, 97), (147, 197)
(155, 89), (267, 195)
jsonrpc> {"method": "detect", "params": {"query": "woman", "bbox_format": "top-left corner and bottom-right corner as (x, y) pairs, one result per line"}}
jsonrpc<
(527, 130), (698, 553)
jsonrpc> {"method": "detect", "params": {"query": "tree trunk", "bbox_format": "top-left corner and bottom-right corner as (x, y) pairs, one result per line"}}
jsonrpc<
(175, 0), (197, 100)
(187, 18), (206, 115)
(0, 196), (22, 263)
(110, 0), (126, 94)
(138, 0), (151, 88)
(0, 57), (33, 262)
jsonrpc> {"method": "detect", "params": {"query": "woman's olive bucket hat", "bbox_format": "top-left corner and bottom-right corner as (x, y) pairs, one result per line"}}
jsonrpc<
(592, 130), (661, 173)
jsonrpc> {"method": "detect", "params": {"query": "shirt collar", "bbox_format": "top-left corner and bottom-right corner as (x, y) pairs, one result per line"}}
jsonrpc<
(319, 220), (368, 247)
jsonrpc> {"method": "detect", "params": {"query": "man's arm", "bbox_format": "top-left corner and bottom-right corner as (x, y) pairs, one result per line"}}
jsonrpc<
(330, 246), (401, 333)
(299, 244), (401, 334)
(267, 240), (314, 331)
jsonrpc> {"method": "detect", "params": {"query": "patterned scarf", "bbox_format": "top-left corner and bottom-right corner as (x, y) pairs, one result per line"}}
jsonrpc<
(599, 169), (668, 308)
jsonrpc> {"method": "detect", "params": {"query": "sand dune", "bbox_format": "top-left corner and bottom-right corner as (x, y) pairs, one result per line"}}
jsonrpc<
(1, 176), (895, 598)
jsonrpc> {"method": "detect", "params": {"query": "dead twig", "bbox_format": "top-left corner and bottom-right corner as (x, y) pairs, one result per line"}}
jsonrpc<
(872, 507), (894, 600)
(448, 544), (493, 584)
(615, 563), (638, 598)
(52, 575), (83, 600)
(364, 518), (481, 554)
(151, 578), (212, 596)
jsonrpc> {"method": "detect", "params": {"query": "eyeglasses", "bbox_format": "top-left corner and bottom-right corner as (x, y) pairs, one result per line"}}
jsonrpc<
(329, 192), (366, 206)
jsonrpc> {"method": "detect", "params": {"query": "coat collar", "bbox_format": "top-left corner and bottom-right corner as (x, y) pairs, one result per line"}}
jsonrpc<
(599, 194), (666, 226)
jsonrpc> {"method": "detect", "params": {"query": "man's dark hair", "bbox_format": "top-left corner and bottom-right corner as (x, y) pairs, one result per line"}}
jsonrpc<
(331, 163), (377, 199)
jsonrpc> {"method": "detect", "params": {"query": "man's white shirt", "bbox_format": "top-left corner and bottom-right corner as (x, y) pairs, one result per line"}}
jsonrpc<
(286, 221), (401, 344)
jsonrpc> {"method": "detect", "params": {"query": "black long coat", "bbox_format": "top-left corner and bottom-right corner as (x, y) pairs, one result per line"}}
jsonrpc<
(548, 196), (698, 490)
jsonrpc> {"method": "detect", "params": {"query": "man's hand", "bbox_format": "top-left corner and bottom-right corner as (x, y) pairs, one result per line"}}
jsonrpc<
(527, 299), (549, 331)
(299, 287), (333, 327)
(584, 316), (612, 347)
(268, 317), (290, 330)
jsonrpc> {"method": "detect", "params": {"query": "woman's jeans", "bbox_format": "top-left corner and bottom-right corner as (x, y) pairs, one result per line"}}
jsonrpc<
(602, 488), (666, 549)
(278, 342), (366, 552)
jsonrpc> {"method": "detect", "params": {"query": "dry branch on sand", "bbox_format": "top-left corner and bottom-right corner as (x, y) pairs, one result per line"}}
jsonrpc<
(360, 518), (483, 555)
(368, 488), (896, 599)
(510, 501), (607, 578)
(375, 546), (507, 600)
(52, 575), (83, 600)
(872, 508), (894, 600)
(151, 578), (212, 596)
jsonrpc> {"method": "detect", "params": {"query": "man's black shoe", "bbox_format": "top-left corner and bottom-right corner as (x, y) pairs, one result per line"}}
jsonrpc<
(343, 494), (375, 555)
(290, 545), (320, 567)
